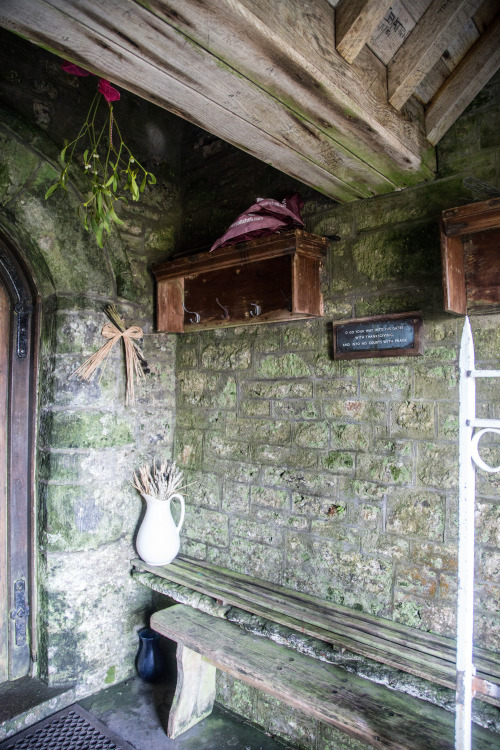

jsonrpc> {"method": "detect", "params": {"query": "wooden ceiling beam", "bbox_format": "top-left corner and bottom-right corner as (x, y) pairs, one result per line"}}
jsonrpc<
(388, 0), (484, 111)
(335, 0), (392, 64)
(0, 0), (435, 201)
(426, 12), (500, 145)
(146, 0), (434, 183)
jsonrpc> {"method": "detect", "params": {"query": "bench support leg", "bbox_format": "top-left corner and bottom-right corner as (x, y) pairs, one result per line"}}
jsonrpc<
(167, 643), (216, 738)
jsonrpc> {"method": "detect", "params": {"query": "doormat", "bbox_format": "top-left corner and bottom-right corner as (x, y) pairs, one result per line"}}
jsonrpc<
(0, 704), (135, 750)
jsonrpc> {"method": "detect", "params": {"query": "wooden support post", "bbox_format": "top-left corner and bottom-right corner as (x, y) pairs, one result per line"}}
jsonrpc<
(167, 643), (216, 738)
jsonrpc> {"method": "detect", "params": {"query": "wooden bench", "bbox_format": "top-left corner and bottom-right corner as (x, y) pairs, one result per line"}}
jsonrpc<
(133, 556), (500, 749)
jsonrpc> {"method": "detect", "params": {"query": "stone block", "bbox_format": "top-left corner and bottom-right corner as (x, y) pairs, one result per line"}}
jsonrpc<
(390, 401), (436, 439)
(239, 399), (271, 417)
(411, 543), (457, 572)
(256, 692), (318, 749)
(226, 416), (291, 445)
(225, 539), (284, 583)
(215, 672), (256, 720)
(223, 481), (250, 513)
(201, 340), (251, 370)
(253, 445), (318, 468)
(184, 471), (222, 509)
(231, 517), (282, 546)
(310, 519), (358, 546)
(205, 433), (251, 462)
(437, 403), (459, 439)
(322, 451), (356, 475)
(360, 365), (412, 399)
(474, 611), (500, 652)
(282, 320), (322, 350)
(177, 346), (199, 369)
(136, 407), (175, 449)
(182, 506), (229, 546)
(396, 565), (438, 598)
(356, 454), (412, 485)
(318, 721), (372, 750)
(292, 493), (343, 518)
(44, 481), (138, 552)
(324, 399), (387, 424)
(475, 501), (500, 547)
(331, 422), (370, 451)
(273, 399), (321, 420)
(0, 129), (40, 203)
(40, 355), (119, 409)
(413, 364), (458, 400)
(386, 489), (445, 541)
(339, 478), (387, 502)
(295, 421), (329, 448)
(175, 428), (203, 468)
(45, 410), (134, 449)
(206, 460), (260, 484)
(257, 353), (311, 379)
(417, 443), (458, 489)
(316, 379), (358, 399)
(241, 379), (313, 399)
(251, 486), (289, 510)
(360, 532), (409, 560)
(261, 467), (338, 497)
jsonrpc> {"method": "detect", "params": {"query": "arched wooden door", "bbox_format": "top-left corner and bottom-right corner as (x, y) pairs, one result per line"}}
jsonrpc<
(0, 240), (38, 684)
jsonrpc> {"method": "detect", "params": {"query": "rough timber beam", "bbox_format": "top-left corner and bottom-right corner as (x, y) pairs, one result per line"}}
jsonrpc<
(426, 12), (500, 146)
(335, 0), (393, 65)
(388, 0), (484, 111)
(0, 0), (435, 202)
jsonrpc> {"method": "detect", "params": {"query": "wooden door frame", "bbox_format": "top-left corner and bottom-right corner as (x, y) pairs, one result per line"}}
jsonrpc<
(0, 236), (39, 681)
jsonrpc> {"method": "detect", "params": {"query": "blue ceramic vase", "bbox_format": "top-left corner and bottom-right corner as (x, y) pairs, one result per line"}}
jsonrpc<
(136, 627), (167, 683)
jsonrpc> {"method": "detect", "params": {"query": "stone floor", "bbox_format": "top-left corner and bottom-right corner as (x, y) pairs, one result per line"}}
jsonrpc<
(80, 676), (294, 750)
(0, 675), (294, 750)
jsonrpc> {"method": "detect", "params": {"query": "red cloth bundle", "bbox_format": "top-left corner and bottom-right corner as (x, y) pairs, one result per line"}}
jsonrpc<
(210, 194), (304, 251)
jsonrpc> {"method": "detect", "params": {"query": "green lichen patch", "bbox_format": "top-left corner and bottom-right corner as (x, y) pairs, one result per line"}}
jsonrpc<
(45, 410), (134, 449)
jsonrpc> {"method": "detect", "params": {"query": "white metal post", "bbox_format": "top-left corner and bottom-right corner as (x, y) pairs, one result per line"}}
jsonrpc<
(456, 317), (500, 750)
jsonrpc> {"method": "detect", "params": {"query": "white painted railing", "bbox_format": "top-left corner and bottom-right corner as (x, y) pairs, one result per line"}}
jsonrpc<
(456, 317), (500, 750)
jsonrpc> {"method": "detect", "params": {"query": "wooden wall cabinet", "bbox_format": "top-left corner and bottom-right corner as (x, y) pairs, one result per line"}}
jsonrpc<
(441, 198), (500, 315)
(152, 230), (327, 332)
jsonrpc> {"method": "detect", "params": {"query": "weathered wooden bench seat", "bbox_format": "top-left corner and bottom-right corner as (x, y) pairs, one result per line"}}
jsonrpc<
(151, 603), (497, 750)
(132, 556), (500, 749)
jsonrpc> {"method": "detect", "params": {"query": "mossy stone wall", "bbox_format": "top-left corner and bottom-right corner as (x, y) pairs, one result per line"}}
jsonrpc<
(174, 73), (500, 748)
(0, 29), (181, 694)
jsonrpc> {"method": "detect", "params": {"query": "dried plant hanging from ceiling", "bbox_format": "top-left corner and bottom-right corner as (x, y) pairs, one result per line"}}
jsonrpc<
(45, 62), (156, 247)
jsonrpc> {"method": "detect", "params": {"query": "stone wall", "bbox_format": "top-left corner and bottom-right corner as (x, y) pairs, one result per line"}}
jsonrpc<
(0, 30), (182, 694)
(174, 72), (500, 748)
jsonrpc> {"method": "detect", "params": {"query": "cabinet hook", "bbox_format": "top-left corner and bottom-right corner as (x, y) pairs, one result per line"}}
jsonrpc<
(216, 298), (230, 319)
(249, 303), (261, 317)
(182, 303), (200, 324)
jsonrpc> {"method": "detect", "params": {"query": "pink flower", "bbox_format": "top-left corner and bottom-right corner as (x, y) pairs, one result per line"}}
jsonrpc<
(62, 61), (91, 77)
(98, 79), (121, 103)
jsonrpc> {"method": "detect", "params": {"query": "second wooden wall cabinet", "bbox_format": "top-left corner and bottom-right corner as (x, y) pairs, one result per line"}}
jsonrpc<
(152, 229), (327, 332)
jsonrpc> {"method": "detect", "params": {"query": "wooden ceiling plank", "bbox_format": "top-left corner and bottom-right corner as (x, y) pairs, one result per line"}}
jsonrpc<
(426, 12), (500, 145)
(0, 0), (436, 194)
(148, 0), (435, 183)
(0, 0), (368, 202)
(388, 0), (484, 111)
(335, 0), (393, 64)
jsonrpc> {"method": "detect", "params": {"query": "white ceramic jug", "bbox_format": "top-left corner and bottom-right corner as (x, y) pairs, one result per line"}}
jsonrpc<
(136, 493), (185, 566)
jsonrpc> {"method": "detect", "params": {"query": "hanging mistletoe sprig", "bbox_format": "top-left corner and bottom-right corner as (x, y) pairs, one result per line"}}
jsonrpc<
(46, 62), (156, 247)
